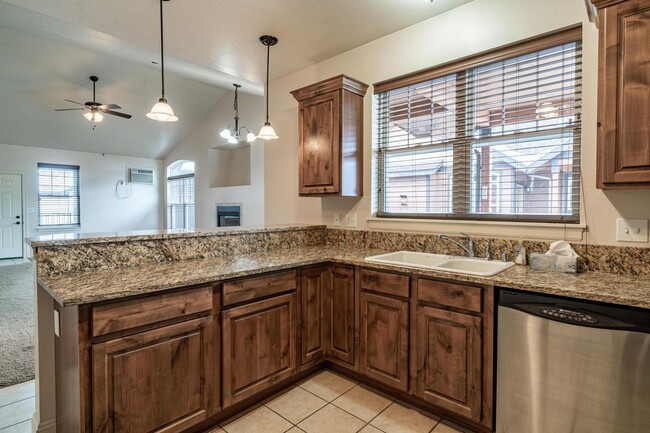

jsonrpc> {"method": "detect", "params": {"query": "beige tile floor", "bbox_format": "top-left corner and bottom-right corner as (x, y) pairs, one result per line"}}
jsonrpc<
(212, 370), (474, 433)
(0, 371), (475, 433)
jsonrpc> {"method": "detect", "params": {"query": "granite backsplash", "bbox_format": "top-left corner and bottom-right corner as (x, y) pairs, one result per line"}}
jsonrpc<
(33, 225), (650, 278)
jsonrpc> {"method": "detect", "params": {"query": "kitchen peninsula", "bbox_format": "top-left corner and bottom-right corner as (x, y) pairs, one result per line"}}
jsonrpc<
(29, 225), (650, 433)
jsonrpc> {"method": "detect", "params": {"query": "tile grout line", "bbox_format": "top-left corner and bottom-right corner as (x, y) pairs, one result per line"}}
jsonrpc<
(0, 418), (32, 432)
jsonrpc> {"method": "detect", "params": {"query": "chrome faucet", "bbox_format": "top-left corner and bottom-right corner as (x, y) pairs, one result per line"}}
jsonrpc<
(438, 232), (476, 257)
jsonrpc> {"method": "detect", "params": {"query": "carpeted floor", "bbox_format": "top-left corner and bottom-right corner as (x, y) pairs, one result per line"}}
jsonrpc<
(0, 262), (35, 388)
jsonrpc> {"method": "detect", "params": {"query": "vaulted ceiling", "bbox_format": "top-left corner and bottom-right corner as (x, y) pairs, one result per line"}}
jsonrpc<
(0, 0), (472, 159)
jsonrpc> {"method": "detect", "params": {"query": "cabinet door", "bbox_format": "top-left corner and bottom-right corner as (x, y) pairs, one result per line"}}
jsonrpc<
(598, 0), (650, 187)
(359, 291), (409, 391)
(92, 317), (215, 433)
(222, 293), (297, 407)
(326, 266), (355, 364)
(298, 90), (341, 194)
(416, 306), (482, 421)
(300, 266), (327, 365)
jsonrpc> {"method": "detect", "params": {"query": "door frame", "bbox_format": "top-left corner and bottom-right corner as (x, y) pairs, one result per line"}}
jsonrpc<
(0, 170), (27, 259)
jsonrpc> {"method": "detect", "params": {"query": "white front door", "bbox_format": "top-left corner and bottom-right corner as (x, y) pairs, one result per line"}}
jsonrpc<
(0, 173), (23, 259)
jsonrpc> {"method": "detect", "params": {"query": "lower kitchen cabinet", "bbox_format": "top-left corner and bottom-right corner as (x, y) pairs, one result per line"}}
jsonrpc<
(326, 265), (356, 365)
(92, 316), (216, 433)
(416, 305), (482, 421)
(222, 292), (298, 407)
(300, 266), (328, 365)
(359, 291), (409, 391)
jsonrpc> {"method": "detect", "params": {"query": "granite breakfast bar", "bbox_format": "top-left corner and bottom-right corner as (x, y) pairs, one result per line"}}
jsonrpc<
(28, 225), (650, 433)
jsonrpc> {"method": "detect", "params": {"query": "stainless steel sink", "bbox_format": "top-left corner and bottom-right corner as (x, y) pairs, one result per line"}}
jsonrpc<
(364, 251), (515, 276)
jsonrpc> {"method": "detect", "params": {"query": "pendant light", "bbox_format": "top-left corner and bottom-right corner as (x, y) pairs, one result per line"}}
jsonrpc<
(257, 35), (279, 140)
(220, 84), (257, 144)
(147, 0), (178, 122)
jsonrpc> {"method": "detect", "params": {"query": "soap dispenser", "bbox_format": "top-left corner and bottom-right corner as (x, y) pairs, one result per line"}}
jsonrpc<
(514, 241), (527, 265)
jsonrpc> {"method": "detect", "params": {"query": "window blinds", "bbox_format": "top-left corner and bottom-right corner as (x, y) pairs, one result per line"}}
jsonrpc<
(375, 28), (582, 222)
(167, 174), (195, 230)
(37, 163), (80, 226)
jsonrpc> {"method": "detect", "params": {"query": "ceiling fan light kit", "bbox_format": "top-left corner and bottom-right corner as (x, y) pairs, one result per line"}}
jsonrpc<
(257, 35), (279, 140)
(147, 0), (178, 123)
(220, 84), (256, 144)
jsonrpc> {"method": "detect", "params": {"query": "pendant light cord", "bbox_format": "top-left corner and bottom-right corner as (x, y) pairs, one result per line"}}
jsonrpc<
(265, 43), (270, 123)
(159, 0), (166, 100)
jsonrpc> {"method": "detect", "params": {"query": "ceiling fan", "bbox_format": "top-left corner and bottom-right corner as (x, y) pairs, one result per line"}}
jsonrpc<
(55, 76), (133, 123)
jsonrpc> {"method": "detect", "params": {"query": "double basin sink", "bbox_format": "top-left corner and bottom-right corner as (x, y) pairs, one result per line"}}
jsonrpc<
(365, 251), (515, 276)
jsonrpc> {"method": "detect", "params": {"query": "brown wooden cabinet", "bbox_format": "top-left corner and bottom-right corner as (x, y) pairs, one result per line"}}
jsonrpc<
(359, 291), (409, 391)
(594, 0), (650, 188)
(300, 266), (328, 365)
(326, 265), (356, 365)
(222, 292), (297, 407)
(92, 316), (216, 433)
(291, 75), (368, 196)
(416, 306), (482, 422)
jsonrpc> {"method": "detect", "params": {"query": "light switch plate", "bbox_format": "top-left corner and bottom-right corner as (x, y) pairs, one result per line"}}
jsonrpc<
(333, 213), (341, 227)
(346, 213), (358, 228)
(616, 218), (649, 242)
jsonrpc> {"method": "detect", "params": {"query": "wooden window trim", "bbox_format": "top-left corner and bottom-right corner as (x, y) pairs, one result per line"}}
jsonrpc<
(373, 25), (582, 94)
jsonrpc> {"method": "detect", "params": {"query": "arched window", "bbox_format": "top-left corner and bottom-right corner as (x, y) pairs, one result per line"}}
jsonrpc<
(167, 160), (195, 230)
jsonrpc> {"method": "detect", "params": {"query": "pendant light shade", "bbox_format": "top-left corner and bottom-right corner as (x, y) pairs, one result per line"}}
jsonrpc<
(148, 0), (178, 122)
(257, 35), (279, 140)
(147, 98), (178, 122)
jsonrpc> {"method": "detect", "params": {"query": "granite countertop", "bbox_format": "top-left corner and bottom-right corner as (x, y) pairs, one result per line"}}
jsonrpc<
(27, 224), (326, 247)
(38, 245), (650, 309)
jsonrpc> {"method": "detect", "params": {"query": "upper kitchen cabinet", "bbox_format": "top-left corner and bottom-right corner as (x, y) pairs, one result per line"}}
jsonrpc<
(291, 75), (368, 196)
(593, 0), (650, 188)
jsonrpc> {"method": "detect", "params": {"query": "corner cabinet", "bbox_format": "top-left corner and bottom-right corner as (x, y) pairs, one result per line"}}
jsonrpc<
(593, 0), (650, 188)
(291, 75), (368, 196)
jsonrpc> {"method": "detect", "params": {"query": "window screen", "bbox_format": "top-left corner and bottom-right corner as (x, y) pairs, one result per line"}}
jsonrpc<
(375, 28), (582, 222)
(38, 163), (81, 226)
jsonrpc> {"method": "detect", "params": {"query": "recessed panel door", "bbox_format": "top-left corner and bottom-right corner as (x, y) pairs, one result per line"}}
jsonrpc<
(0, 173), (23, 259)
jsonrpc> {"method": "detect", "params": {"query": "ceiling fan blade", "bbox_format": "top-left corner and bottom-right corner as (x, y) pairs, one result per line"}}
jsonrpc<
(55, 108), (85, 111)
(101, 104), (122, 110)
(64, 99), (85, 106)
(101, 108), (132, 119)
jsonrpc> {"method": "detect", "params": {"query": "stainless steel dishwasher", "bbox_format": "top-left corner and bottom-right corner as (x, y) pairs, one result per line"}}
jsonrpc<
(496, 289), (650, 433)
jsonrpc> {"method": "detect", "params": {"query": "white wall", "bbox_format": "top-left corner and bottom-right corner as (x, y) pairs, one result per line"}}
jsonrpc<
(263, 0), (650, 247)
(164, 90), (266, 228)
(0, 143), (163, 247)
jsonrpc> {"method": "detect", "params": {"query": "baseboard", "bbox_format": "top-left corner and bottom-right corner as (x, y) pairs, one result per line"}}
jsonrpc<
(32, 413), (56, 433)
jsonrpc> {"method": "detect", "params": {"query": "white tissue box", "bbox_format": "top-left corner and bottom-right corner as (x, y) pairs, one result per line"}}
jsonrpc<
(529, 253), (580, 273)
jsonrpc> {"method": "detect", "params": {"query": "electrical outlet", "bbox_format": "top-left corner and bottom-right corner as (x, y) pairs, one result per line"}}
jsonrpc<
(346, 213), (358, 228)
(616, 218), (649, 242)
(333, 213), (341, 227)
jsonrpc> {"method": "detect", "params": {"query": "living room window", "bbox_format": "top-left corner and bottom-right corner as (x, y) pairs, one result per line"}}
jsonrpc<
(37, 163), (81, 226)
(166, 160), (195, 230)
(374, 27), (582, 223)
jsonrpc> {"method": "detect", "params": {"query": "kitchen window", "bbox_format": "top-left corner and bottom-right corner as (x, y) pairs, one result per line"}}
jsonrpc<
(166, 160), (195, 230)
(37, 163), (81, 226)
(374, 27), (582, 223)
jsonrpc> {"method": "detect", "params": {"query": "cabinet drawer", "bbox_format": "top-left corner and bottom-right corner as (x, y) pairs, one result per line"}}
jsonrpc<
(360, 269), (409, 298)
(418, 279), (482, 313)
(223, 270), (297, 306)
(92, 286), (213, 338)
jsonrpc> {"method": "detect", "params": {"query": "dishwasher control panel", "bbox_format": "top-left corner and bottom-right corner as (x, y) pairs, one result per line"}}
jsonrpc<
(539, 307), (599, 324)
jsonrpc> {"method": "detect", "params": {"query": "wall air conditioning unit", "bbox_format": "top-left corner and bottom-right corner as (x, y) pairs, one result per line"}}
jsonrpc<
(127, 168), (155, 185)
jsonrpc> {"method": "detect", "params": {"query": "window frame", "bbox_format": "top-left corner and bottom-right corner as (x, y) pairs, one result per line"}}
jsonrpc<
(166, 160), (195, 230)
(37, 163), (81, 228)
(373, 26), (582, 224)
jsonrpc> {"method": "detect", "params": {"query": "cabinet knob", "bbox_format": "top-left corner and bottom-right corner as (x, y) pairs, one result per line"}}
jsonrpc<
(597, 121), (602, 127)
